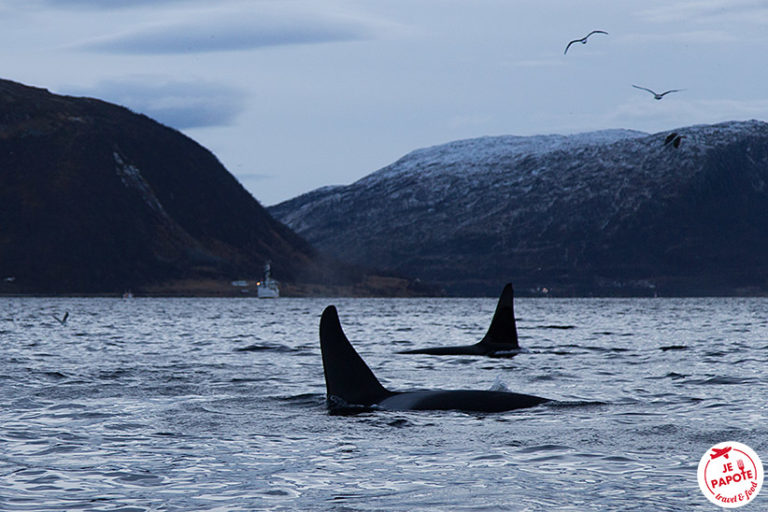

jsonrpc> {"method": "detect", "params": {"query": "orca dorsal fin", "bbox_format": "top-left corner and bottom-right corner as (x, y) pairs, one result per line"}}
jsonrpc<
(319, 306), (392, 406)
(478, 284), (519, 349)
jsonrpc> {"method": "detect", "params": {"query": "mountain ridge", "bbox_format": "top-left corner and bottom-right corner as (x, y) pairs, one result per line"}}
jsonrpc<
(270, 120), (768, 296)
(0, 78), (431, 296)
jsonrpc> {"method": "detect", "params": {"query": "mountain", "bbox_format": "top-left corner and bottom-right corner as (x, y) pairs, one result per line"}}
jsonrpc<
(269, 121), (768, 296)
(0, 78), (425, 296)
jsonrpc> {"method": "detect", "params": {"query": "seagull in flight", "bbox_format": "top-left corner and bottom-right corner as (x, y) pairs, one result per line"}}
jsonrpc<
(52, 312), (69, 325)
(564, 30), (608, 54)
(632, 85), (683, 100)
(664, 132), (684, 148)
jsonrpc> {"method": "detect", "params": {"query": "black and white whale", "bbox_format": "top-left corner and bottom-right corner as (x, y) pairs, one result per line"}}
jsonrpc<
(319, 305), (549, 413)
(398, 283), (521, 356)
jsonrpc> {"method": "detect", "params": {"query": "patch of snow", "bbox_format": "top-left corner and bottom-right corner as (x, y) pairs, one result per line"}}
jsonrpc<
(113, 151), (168, 216)
(359, 129), (648, 186)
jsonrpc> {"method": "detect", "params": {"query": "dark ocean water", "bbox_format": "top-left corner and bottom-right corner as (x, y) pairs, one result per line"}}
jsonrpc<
(0, 296), (766, 511)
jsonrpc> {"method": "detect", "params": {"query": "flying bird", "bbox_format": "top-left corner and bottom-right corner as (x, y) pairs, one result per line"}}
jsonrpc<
(52, 312), (69, 325)
(564, 30), (608, 54)
(664, 132), (684, 148)
(633, 85), (683, 100)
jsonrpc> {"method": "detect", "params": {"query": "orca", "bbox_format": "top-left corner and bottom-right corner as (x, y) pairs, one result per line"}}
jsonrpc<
(398, 283), (521, 356)
(319, 305), (549, 414)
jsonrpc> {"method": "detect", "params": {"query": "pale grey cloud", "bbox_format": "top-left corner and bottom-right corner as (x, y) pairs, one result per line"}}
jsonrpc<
(65, 78), (246, 129)
(27, 0), (200, 9)
(604, 97), (768, 132)
(636, 0), (768, 24)
(77, 11), (376, 54)
(618, 29), (738, 45)
(508, 58), (562, 68)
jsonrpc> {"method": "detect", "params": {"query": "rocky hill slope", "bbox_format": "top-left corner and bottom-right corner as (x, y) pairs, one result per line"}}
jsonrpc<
(0, 78), (421, 296)
(270, 121), (768, 296)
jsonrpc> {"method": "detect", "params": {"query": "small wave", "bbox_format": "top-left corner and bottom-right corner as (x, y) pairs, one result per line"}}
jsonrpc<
(48, 410), (115, 421)
(357, 415), (423, 429)
(104, 422), (148, 431)
(38, 370), (70, 380)
(279, 393), (326, 409)
(472, 453), (505, 461)
(230, 377), (262, 383)
(97, 369), (132, 380)
(103, 470), (164, 486)
(659, 345), (687, 351)
(540, 345), (619, 355)
(685, 376), (758, 385)
(488, 375), (510, 392)
(326, 395), (378, 415)
(517, 443), (571, 454)
(536, 324), (577, 330)
(602, 454), (637, 462)
(49, 403), (87, 411)
(281, 392), (324, 402)
(545, 350), (577, 355)
(261, 488), (301, 499)
(329, 493), (366, 502)
(584, 346), (631, 353)
(547, 400), (609, 408)
(732, 357), (767, 364)
(529, 372), (578, 382)
(664, 372), (688, 380)
(234, 343), (294, 353)
(488, 350), (522, 358)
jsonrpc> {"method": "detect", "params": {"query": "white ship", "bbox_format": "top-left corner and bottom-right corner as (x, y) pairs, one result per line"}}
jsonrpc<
(256, 263), (280, 298)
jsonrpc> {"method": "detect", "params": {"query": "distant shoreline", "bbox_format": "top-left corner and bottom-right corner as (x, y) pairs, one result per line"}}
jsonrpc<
(3, 291), (766, 299)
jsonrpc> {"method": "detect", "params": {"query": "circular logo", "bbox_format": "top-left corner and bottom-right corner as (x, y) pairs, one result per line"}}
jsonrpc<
(698, 441), (763, 508)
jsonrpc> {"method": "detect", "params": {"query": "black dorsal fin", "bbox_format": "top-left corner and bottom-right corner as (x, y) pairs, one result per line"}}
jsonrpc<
(319, 306), (392, 406)
(478, 283), (519, 349)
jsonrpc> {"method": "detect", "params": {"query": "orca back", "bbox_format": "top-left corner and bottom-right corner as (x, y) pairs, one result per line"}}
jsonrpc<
(380, 389), (549, 412)
(478, 283), (519, 349)
(398, 344), (486, 355)
(319, 306), (393, 407)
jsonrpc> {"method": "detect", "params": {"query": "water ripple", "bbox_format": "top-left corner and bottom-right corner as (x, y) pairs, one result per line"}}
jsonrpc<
(0, 296), (765, 511)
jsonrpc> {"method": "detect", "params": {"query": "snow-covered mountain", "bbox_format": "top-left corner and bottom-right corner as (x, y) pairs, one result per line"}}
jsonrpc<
(270, 121), (768, 296)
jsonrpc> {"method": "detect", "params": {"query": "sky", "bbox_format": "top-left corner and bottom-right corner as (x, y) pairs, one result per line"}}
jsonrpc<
(2, 0), (767, 206)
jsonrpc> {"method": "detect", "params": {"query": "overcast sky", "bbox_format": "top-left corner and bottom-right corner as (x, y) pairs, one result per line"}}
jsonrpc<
(2, 0), (767, 205)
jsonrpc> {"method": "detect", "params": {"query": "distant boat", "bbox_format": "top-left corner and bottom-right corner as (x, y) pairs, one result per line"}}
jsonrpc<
(257, 263), (280, 298)
(122, 291), (133, 299)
